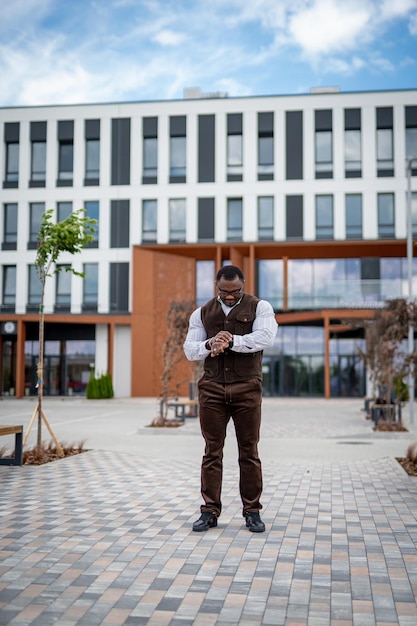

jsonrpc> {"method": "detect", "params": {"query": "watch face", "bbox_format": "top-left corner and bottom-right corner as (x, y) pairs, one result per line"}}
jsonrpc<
(4, 322), (16, 334)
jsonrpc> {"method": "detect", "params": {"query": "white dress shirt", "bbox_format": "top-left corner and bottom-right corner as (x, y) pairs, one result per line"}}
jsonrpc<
(183, 297), (278, 361)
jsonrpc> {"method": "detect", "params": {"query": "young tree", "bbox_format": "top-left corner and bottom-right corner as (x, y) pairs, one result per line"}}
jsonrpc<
(356, 298), (417, 423)
(23, 208), (96, 451)
(151, 300), (195, 427)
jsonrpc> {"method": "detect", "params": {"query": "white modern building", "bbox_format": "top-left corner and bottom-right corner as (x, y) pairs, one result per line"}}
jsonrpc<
(0, 86), (416, 398)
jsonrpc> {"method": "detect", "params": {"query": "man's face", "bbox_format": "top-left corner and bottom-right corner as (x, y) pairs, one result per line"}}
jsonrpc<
(216, 276), (245, 306)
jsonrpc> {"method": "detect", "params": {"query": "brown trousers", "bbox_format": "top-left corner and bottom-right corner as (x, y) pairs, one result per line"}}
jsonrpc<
(197, 378), (263, 517)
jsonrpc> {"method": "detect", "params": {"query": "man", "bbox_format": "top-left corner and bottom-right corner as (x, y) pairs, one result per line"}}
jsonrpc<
(183, 265), (278, 533)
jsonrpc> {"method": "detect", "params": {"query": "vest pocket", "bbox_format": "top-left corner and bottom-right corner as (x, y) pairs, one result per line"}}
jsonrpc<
(235, 313), (255, 335)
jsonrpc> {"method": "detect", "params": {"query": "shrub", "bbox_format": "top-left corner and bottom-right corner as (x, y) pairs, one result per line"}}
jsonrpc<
(86, 372), (114, 399)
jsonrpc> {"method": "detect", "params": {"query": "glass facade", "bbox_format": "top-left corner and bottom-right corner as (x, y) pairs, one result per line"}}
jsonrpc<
(24, 339), (95, 396)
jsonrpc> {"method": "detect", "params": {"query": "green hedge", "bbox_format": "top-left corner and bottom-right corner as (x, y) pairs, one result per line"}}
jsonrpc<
(86, 373), (114, 399)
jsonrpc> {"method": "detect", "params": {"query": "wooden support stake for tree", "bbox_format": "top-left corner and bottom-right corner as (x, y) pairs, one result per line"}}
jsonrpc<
(23, 400), (64, 457)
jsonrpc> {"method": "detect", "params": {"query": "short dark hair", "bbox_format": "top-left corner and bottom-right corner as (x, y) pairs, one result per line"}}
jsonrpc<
(216, 265), (244, 282)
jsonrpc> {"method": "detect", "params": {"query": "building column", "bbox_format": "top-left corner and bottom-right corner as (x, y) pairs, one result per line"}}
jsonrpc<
(324, 314), (331, 399)
(16, 320), (26, 398)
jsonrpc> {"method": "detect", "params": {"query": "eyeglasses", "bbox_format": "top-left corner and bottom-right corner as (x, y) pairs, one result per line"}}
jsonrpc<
(217, 287), (243, 297)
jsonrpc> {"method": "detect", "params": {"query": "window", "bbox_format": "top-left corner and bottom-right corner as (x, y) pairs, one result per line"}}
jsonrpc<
(57, 120), (74, 186)
(361, 257), (380, 301)
(344, 108), (361, 178)
(405, 106), (417, 176)
(110, 263), (129, 312)
(286, 195), (303, 240)
(198, 197), (215, 241)
(258, 197), (274, 240)
(257, 260), (283, 310)
(82, 263), (98, 312)
(316, 195), (333, 239)
(31, 142), (46, 183)
(170, 136), (186, 181)
(227, 114), (243, 181)
(111, 118), (131, 185)
(170, 116), (186, 182)
(315, 110), (332, 178)
(288, 260), (313, 308)
(143, 117), (158, 184)
(85, 119), (100, 185)
(110, 200), (129, 248)
(5, 143), (19, 184)
(376, 107), (393, 177)
(2, 203), (17, 250)
(378, 193), (395, 239)
(198, 115), (215, 183)
(85, 139), (100, 183)
(286, 111), (303, 180)
(57, 202), (72, 222)
(227, 198), (243, 240)
(28, 202), (45, 249)
(58, 142), (73, 183)
(345, 194), (362, 239)
(169, 198), (186, 242)
(29, 120), (47, 186)
(84, 201), (99, 247)
(196, 260), (215, 306)
(4, 122), (19, 188)
(258, 112), (274, 180)
(2, 266), (16, 311)
(28, 265), (42, 309)
(142, 199), (157, 242)
(55, 265), (71, 312)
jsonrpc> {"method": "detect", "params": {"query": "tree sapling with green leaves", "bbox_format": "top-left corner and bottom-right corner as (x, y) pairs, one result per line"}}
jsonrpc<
(23, 208), (96, 452)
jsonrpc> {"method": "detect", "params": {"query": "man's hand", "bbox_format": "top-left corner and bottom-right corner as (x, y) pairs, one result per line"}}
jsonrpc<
(210, 331), (232, 357)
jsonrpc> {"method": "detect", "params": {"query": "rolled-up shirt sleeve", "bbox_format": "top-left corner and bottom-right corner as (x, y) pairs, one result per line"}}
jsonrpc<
(183, 308), (210, 361)
(232, 300), (278, 353)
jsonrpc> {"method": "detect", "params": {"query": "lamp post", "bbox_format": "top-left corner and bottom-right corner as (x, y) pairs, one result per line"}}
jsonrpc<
(406, 157), (414, 424)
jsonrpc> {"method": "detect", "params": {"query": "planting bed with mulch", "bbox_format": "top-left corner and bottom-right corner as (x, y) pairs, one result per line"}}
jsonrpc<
(0, 442), (88, 466)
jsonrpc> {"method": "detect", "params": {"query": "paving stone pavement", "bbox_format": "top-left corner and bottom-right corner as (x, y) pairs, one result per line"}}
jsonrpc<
(1, 397), (417, 625)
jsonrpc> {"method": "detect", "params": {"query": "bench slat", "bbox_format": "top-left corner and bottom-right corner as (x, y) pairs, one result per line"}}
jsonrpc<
(0, 425), (23, 436)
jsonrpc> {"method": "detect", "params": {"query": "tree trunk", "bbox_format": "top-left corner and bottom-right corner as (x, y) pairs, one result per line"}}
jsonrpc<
(37, 291), (45, 449)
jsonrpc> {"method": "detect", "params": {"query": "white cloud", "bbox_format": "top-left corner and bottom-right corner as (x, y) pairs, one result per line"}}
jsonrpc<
(288, 0), (372, 56)
(409, 12), (417, 34)
(152, 29), (187, 46)
(379, 0), (417, 20)
(322, 55), (366, 76)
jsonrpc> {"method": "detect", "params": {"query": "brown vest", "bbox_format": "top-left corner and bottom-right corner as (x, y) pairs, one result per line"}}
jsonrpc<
(201, 294), (263, 383)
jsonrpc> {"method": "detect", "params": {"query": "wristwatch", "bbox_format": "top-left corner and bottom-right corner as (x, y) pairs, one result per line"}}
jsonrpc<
(228, 337), (234, 350)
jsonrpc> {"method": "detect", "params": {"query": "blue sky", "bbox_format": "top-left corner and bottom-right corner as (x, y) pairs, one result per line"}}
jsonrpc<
(0, 0), (417, 107)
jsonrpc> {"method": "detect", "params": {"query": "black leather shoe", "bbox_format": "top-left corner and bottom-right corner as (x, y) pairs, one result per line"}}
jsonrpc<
(192, 511), (218, 532)
(245, 512), (265, 533)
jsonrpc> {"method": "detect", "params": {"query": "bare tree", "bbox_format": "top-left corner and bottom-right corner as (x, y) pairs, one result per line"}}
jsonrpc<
(150, 300), (195, 427)
(356, 299), (417, 424)
(23, 208), (96, 451)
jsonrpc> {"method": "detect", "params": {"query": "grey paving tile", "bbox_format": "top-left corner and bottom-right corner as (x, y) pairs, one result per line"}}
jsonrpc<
(2, 399), (417, 625)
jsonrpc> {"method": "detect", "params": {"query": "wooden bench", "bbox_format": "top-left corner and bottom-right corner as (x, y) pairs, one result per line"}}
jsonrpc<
(0, 425), (23, 466)
(167, 399), (199, 420)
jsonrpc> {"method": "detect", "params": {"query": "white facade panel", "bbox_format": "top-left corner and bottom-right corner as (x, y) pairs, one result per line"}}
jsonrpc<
(112, 325), (131, 398)
(95, 324), (108, 377)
